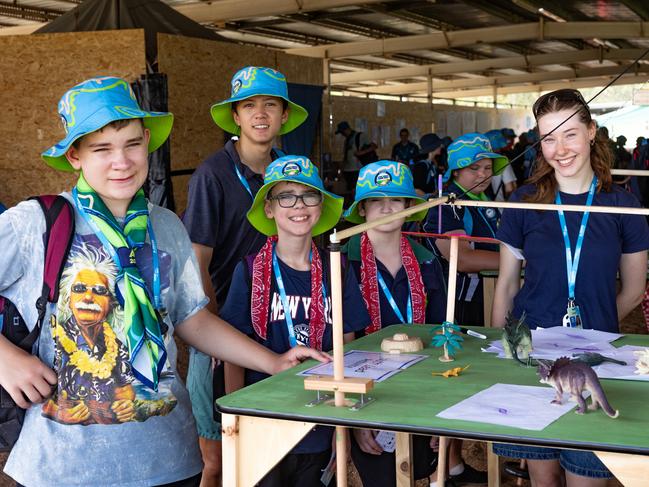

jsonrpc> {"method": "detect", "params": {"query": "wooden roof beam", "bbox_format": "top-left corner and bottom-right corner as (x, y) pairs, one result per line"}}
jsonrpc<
(331, 48), (647, 83)
(286, 21), (649, 58)
(174, 0), (387, 24)
(344, 64), (649, 94)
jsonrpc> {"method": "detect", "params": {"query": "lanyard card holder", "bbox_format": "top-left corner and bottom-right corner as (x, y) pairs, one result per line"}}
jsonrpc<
(562, 298), (583, 328)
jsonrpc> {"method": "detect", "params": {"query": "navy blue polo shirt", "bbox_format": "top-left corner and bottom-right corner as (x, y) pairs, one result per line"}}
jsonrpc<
(343, 235), (447, 335)
(182, 139), (282, 307)
(498, 184), (649, 332)
(422, 181), (499, 305)
(392, 141), (420, 163)
(220, 248), (369, 453)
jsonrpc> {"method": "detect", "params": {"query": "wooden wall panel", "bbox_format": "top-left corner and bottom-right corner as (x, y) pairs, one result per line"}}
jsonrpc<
(0, 29), (146, 207)
(157, 34), (322, 211)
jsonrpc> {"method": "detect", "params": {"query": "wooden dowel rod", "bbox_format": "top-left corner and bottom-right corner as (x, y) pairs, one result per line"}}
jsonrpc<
(336, 426), (348, 487)
(329, 247), (346, 407)
(445, 236), (459, 324)
(453, 198), (649, 215)
(611, 169), (649, 176)
(437, 436), (449, 486)
(332, 197), (448, 242)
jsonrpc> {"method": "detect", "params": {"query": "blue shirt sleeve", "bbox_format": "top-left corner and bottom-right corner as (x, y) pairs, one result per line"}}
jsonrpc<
(219, 261), (253, 335)
(616, 190), (649, 253)
(342, 264), (370, 333)
(496, 189), (525, 249)
(182, 163), (224, 248)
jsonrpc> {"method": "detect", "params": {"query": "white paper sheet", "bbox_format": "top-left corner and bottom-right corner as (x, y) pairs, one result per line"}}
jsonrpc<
(591, 345), (649, 381)
(437, 383), (578, 430)
(297, 350), (427, 382)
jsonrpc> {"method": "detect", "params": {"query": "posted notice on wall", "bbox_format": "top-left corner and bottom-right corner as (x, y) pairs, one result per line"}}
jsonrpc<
(298, 350), (427, 382)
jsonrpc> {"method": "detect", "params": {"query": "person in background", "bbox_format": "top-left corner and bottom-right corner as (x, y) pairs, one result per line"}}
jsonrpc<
(484, 129), (517, 201)
(336, 121), (378, 191)
(410, 133), (443, 194)
(391, 127), (420, 164)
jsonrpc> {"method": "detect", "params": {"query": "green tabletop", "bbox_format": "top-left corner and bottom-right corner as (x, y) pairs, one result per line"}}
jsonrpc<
(217, 326), (649, 455)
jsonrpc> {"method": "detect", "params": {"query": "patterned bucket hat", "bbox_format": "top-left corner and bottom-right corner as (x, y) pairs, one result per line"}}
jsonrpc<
(484, 129), (508, 151)
(210, 66), (308, 136)
(344, 160), (427, 224)
(443, 132), (509, 183)
(247, 155), (343, 236)
(42, 76), (173, 172)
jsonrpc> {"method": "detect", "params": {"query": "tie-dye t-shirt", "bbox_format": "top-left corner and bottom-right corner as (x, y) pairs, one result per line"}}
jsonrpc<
(1, 193), (208, 486)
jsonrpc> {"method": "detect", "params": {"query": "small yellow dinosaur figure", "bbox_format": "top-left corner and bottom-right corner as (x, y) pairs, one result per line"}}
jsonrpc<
(431, 364), (470, 378)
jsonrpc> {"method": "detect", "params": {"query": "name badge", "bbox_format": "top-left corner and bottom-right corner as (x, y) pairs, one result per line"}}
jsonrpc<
(562, 299), (583, 328)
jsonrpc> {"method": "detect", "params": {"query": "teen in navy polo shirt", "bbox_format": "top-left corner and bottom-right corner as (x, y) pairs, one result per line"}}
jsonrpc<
(492, 89), (649, 486)
(423, 133), (509, 327)
(221, 156), (369, 487)
(182, 66), (308, 485)
(341, 160), (448, 487)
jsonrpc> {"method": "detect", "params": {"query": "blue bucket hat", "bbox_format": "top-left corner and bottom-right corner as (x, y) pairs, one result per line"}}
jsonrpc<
(42, 77), (173, 172)
(344, 160), (427, 224)
(247, 155), (343, 236)
(484, 129), (508, 151)
(443, 132), (509, 183)
(210, 66), (308, 136)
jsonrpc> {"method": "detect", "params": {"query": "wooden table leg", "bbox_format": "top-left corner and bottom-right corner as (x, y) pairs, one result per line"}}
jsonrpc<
(487, 442), (501, 487)
(483, 276), (496, 328)
(595, 451), (649, 487)
(221, 413), (313, 487)
(395, 432), (414, 487)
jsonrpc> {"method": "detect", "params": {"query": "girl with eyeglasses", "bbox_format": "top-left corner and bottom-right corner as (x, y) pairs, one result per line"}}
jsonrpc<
(492, 89), (649, 486)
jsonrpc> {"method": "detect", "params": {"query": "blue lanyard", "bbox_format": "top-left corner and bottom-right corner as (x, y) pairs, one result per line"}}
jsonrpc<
(72, 189), (162, 310)
(555, 176), (597, 300)
(377, 272), (412, 324)
(233, 162), (253, 199)
(272, 246), (326, 348)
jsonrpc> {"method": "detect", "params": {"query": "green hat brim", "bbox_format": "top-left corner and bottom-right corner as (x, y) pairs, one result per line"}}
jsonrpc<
(247, 181), (343, 236)
(210, 96), (308, 136)
(42, 110), (173, 172)
(344, 192), (428, 224)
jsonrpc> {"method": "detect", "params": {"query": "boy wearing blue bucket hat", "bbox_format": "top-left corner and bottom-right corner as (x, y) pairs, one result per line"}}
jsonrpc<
(182, 66), (308, 484)
(341, 160), (445, 487)
(221, 155), (368, 487)
(0, 77), (327, 487)
(424, 132), (507, 329)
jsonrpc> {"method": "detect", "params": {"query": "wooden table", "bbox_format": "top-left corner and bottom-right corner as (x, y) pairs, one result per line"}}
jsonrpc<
(217, 325), (649, 486)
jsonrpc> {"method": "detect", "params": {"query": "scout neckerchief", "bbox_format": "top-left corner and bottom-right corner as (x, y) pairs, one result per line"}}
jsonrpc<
(251, 236), (327, 350)
(453, 181), (498, 238)
(72, 174), (166, 390)
(556, 176), (598, 328)
(360, 232), (426, 334)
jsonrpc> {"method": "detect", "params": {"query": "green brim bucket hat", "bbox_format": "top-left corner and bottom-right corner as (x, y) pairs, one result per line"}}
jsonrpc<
(42, 76), (173, 172)
(210, 66), (308, 136)
(344, 160), (427, 224)
(247, 155), (343, 237)
(443, 132), (509, 183)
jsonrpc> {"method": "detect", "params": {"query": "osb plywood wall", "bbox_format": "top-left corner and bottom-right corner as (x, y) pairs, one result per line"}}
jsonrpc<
(324, 96), (530, 162)
(157, 34), (322, 211)
(0, 29), (146, 207)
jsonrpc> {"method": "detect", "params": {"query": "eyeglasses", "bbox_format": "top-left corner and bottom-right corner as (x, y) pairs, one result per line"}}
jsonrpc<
(71, 283), (110, 296)
(267, 191), (323, 208)
(532, 89), (589, 119)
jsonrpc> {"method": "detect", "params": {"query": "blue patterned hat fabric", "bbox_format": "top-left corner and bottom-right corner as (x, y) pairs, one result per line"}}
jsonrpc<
(443, 132), (509, 183)
(247, 155), (343, 236)
(484, 129), (508, 151)
(344, 160), (427, 223)
(210, 66), (308, 136)
(42, 77), (173, 172)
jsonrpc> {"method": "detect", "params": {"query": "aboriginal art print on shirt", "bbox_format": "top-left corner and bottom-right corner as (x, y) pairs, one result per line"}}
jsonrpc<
(42, 235), (177, 426)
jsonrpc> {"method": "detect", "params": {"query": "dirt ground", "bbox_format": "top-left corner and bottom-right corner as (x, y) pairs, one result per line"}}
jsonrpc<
(1, 308), (644, 487)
